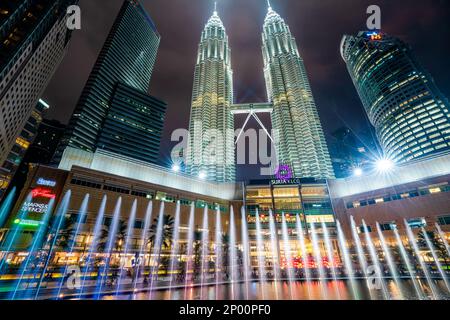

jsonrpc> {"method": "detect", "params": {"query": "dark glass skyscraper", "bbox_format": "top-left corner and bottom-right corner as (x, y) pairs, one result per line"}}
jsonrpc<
(97, 83), (166, 163)
(341, 31), (450, 163)
(54, 0), (163, 164)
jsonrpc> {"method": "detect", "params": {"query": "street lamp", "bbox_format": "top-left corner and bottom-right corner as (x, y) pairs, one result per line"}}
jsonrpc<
(353, 167), (363, 177)
(375, 158), (395, 173)
(199, 171), (207, 180)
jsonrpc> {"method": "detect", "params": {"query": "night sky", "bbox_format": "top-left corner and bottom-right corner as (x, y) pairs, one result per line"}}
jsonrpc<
(42, 0), (450, 180)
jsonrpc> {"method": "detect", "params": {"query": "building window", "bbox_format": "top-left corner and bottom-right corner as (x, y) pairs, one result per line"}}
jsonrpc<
(438, 215), (450, 226)
(407, 218), (426, 229)
(359, 225), (372, 233)
(380, 222), (397, 231)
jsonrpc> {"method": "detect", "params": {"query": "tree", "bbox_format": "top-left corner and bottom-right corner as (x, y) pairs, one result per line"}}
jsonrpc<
(149, 214), (175, 250)
(97, 220), (128, 253)
(221, 233), (230, 278)
(56, 214), (78, 251)
(192, 230), (203, 281)
(147, 214), (175, 277)
(417, 230), (449, 266)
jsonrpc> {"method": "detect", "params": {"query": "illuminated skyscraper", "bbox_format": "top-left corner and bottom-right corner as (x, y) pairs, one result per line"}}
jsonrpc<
(262, 3), (335, 179)
(341, 31), (450, 163)
(186, 6), (235, 182)
(0, 0), (77, 188)
(54, 0), (163, 164)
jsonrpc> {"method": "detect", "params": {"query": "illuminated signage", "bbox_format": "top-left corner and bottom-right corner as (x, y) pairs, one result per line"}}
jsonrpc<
(271, 178), (301, 185)
(37, 178), (57, 187)
(32, 187), (56, 199)
(14, 219), (43, 228)
(21, 202), (50, 214)
(275, 164), (293, 181)
(306, 214), (335, 224)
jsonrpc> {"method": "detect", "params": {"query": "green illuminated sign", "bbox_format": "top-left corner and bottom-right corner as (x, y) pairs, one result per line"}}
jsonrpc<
(14, 219), (43, 228)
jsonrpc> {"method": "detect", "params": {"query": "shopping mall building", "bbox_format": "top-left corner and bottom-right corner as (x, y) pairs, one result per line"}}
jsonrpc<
(1, 147), (450, 267)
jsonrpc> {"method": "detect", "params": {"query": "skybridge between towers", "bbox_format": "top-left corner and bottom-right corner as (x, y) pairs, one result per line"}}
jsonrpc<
(231, 102), (274, 144)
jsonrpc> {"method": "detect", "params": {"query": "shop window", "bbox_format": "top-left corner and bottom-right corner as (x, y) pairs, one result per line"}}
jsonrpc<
(438, 215), (450, 226)
(407, 218), (426, 229)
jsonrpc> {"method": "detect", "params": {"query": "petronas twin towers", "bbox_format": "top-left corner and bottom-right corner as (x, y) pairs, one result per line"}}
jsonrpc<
(187, 3), (335, 182)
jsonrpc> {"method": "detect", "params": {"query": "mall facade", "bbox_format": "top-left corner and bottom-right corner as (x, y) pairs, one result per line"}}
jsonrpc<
(1, 148), (450, 269)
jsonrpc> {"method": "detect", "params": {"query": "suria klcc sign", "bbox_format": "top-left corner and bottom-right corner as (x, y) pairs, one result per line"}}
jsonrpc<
(271, 165), (300, 185)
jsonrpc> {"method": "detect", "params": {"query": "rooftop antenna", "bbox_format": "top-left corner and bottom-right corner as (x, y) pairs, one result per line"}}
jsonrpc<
(214, 1), (217, 14)
(267, 0), (272, 10)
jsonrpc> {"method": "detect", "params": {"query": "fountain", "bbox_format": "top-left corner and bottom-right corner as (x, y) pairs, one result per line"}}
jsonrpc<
(350, 216), (374, 299)
(147, 202), (165, 299)
(393, 227), (423, 299)
(0, 187), (16, 228)
(115, 199), (137, 296)
(361, 220), (389, 299)
(309, 220), (328, 299)
(228, 206), (238, 299)
(421, 227), (450, 293)
(32, 191), (71, 299)
(336, 221), (359, 299)
(240, 206), (251, 300)
(295, 214), (312, 299)
(214, 207), (223, 298)
(404, 220), (438, 299)
(199, 206), (209, 298)
(0, 184), (448, 301)
(268, 211), (281, 299)
(375, 222), (404, 299)
(280, 213), (295, 299)
(255, 210), (267, 299)
(183, 203), (195, 299)
(78, 195), (107, 299)
(10, 196), (56, 300)
(0, 192), (34, 275)
(132, 201), (153, 295)
(168, 201), (181, 299)
(321, 220), (341, 299)
(55, 194), (90, 299)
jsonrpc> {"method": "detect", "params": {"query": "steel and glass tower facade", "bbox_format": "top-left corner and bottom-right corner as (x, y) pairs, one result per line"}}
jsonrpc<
(262, 4), (334, 179)
(186, 7), (235, 182)
(341, 31), (450, 163)
(0, 0), (77, 200)
(97, 82), (166, 164)
(54, 0), (162, 164)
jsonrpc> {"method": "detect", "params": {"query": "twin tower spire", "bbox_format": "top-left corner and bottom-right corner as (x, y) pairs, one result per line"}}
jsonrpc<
(186, 2), (335, 182)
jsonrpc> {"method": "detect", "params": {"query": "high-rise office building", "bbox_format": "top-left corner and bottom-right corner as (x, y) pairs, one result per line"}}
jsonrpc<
(262, 4), (335, 179)
(54, 0), (163, 164)
(0, 0), (77, 167)
(0, 99), (49, 200)
(341, 31), (450, 163)
(97, 82), (166, 164)
(186, 7), (235, 182)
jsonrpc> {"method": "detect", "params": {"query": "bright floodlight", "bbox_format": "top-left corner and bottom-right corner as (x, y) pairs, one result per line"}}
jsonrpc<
(199, 171), (207, 180)
(353, 167), (363, 177)
(172, 164), (180, 172)
(376, 158), (394, 173)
